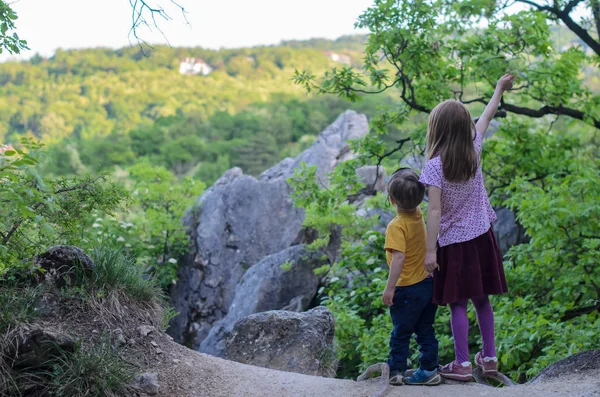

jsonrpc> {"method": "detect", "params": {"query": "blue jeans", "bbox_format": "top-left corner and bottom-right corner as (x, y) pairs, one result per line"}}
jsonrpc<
(388, 277), (439, 372)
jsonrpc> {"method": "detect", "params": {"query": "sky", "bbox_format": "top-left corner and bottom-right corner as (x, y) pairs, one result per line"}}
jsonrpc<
(1, 0), (373, 60)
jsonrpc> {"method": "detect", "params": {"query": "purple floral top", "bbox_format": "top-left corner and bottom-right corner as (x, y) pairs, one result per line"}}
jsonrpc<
(419, 132), (496, 247)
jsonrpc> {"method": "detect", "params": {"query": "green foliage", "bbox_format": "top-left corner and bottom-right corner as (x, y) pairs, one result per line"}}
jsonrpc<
(0, 1), (28, 55)
(127, 163), (204, 287)
(86, 245), (165, 304)
(288, 0), (600, 383)
(161, 307), (180, 331)
(0, 38), (400, 179)
(289, 161), (364, 233)
(0, 139), (126, 273)
(320, 230), (387, 376)
(295, 2), (600, 136)
(0, 286), (43, 334)
(47, 338), (134, 397)
(232, 133), (279, 176)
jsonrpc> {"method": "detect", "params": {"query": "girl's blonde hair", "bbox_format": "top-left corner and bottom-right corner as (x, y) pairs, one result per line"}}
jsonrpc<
(426, 100), (478, 183)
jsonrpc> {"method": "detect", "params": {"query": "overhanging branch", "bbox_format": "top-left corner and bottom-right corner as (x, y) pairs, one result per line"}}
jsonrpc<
(501, 103), (600, 129)
(515, 0), (600, 56)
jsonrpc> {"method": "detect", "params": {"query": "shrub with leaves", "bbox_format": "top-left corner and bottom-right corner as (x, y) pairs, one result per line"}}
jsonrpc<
(288, 0), (600, 382)
(0, 138), (125, 275)
(127, 163), (205, 287)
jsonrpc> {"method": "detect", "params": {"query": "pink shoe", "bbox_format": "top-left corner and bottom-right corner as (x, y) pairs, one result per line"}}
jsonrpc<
(475, 351), (499, 376)
(439, 361), (473, 381)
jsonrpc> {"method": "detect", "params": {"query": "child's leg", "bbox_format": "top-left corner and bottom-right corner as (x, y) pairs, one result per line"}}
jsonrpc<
(471, 295), (496, 358)
(414, 300), (439, 371)
(413, 279), (439, 371)
(449, 299), (470, 363)
(388, 287), (420, 373)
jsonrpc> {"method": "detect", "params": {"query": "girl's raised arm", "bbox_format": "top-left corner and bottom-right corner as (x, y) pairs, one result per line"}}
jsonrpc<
(475, 74), (514, 135)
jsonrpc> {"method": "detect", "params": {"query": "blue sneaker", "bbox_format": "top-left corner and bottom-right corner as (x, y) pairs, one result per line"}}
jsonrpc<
(404, 367), (442, 386)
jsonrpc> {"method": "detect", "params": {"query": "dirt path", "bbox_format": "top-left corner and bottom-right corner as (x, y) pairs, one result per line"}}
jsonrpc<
(142, 331), (600, 397)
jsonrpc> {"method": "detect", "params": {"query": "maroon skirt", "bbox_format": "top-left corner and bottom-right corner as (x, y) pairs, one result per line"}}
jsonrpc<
(433, 228), (508, 305)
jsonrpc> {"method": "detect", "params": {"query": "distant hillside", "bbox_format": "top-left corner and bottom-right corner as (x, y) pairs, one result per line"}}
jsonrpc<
(0, 36), (396, 180)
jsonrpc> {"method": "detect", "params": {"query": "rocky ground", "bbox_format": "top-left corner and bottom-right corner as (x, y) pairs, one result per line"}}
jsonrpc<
(144, 328), (600, 397)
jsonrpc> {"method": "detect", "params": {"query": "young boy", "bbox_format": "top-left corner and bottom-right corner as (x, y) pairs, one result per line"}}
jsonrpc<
(382, 168), (440, 386)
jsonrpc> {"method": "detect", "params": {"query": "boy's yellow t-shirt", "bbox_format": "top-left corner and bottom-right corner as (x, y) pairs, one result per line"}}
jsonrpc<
(385, 207), (428, 287)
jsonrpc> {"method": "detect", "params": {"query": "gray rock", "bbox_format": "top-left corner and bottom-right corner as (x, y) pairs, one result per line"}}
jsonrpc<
(356, 207), (395, 235)
(492, 207), (528, 253)
(32, 245), (94, 287)
(529, 350), (600, 385)
(137, 325), (155, 337)
(199, 245), (324, 357)
(169, 111), (369, 349)
(356, 166), (386, 191)
(352, 166), (387, 203)
(260, 110), (369, 183)
(5, 329), (75, 369)
(225, 306), (336, 377)
(130, 372), (159, 395)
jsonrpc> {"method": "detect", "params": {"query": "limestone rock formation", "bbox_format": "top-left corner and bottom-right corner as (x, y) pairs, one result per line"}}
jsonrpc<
(200, 245), (324, 357)
(169, 111), (371, 350)
(225, 306), (336, 377)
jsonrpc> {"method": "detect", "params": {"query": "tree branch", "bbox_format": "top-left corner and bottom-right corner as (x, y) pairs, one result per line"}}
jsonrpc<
(516, 0), (600, 56)
(514, 0), (555, 13)
(591, 0), (600, 42)
(561, 302), (600, 321)
(557, 9), (600, 56)
(1, 177), (105, 246)
(369, 138), (412, 193)
(54, 176), (104, 194)
(2, 202), (43, 245)
(501, 103), (600, 129)
(128, 0), (189, 52)
(564, 0), (584, 14)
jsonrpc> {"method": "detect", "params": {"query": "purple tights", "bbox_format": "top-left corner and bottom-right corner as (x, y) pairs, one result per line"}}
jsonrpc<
(450, 295), (496, 363)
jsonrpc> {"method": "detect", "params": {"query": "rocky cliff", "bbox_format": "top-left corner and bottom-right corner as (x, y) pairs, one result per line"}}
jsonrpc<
(169, 110), (371, 350)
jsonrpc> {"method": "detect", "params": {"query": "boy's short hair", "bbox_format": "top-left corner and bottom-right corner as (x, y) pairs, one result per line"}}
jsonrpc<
(387, 168), (425, 210)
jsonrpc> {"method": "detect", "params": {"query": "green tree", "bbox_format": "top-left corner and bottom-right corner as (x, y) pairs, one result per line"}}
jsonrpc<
(0, 139), (125, 273)
(232, 134), (279, 176)
(291, 0), (600, 382)
(128, 163), (205, 287)
(296, 0), (600, 131)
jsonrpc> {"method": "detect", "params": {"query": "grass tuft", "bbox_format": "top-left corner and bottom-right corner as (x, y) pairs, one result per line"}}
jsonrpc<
(0, 286), (43, 335)
(84, 244), (165, 304)
(47, 337), (134, 397)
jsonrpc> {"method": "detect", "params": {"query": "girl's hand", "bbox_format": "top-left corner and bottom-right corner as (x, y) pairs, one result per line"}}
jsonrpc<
(496, 74), (515, 93)
(382, 287), (395, 306)
(425, 251), (438, 274)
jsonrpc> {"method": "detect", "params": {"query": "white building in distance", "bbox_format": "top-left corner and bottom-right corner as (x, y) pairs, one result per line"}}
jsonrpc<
(179, 58), (213, 75)
(325, 51), (351, 65)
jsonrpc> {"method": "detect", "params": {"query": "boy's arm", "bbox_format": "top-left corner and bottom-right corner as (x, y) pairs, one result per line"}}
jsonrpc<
(475, 74), (514, 135)
(425, 186), (442, 274)
(382, 251), (405, 306)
